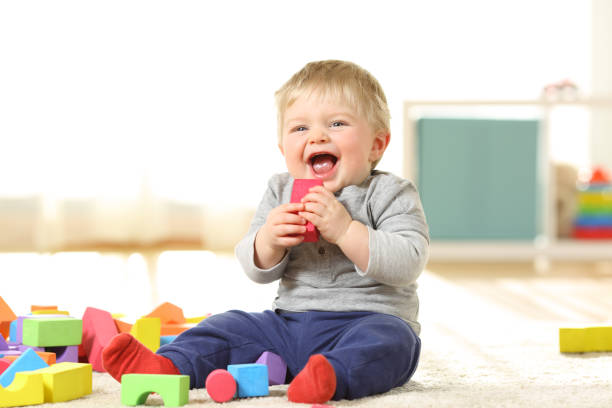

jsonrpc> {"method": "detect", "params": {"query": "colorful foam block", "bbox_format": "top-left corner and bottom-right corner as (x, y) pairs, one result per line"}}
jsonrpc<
(161, 323), (196, 336)
(121, 374), (190, 407)
(2, 351), (56, 365)
(0, 371), (44, 408)
(0, 348), (49, 388)
(31, 305), (58, 312)
(0, 359), (10, 375)
(114, 318), (133, 333)
(559, 326), (612, 353)
(227, 363), (269, 398)
(31, 310), (70, 315)
(291, 179), (324, 242)
(9, 320), (17, 343)
(0, 296), (17, 340)
(256, 351), (287, 385)
(47, 345), (79, 363)
(22, 317), (82, 347)
(185, 314), (211, 324)
(160, 336), (177, 346)
(0, 335), (7, 351)
(146, 302), (186, 325)
(205, 369), (237, 403)
(131, 318), (161, 353)
(35, 362), (92, 403)
(80, 307), (118, 372)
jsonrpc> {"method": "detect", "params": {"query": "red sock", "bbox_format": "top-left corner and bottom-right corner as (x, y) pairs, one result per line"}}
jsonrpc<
(102, 333), (180, 382)
(287, 354), (336, 404)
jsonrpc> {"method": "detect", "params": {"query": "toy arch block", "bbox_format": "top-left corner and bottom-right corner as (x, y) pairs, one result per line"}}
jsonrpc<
(80, 307), (118, 372)
(35, 362), (92, 403)
(0, 371), (44, 408)
(121, 374), (189, 407)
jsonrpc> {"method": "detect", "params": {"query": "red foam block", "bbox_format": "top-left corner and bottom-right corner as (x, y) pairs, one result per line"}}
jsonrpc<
(206, 369), (237, 403)
(80, 307), (118, 372)
(291, 179), (324, 242)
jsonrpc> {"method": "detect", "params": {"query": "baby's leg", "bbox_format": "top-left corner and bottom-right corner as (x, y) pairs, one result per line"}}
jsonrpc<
(153, 310), (290, 388)
(324, 313), (420, 400)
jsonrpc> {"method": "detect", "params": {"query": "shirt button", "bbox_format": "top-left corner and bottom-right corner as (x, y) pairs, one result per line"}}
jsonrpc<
(318, 247), (326, 255)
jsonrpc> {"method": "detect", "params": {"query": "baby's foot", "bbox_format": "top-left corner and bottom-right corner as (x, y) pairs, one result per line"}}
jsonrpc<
(102, 333), (180, 382)
(287, 354), (336, 404)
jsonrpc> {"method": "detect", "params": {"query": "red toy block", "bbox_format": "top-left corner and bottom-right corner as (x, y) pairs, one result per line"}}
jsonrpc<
(80, 307), (118, 372)
(145, 302), (186, 325)
(291, 179), (324, 242)
(0, 358), (10, 375)
(590, 166), (610, 184)
(205, 369), (237, 403)
(572, 226), (612, 239)
(0, 296), (17, 340)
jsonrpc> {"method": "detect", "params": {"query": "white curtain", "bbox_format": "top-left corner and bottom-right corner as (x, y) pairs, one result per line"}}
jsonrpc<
(0, 0), (591, 251)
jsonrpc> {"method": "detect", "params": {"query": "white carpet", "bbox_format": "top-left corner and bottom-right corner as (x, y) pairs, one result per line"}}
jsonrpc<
(35, 262), (612, 407)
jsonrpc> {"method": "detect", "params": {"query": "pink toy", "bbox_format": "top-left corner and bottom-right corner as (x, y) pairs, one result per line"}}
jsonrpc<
(0, 358), (10, 375)
(80, 307), (118, 372)
(205, 369), (237, 403)
(255, 351), (287, 385)
(291, 179), (324, 242)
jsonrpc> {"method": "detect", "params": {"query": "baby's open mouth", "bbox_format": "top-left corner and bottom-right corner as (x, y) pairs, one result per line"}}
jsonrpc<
(309, 153), (337, 175)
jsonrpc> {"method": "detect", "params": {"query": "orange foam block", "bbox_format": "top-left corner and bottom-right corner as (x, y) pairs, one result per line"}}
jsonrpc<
(145, 302), (186, 325)
(114, 319), (133, 334)
(161, 323), (196, 336)
(3, 351), (56, 366)
(31, 305), (58, 312)
(80, 307), (118, 372)
(0, 296), (17, 340)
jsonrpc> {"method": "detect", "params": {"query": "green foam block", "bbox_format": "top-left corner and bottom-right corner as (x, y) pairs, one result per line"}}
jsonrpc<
(121, 374), (190, 407)
(22, 318), (83, 347)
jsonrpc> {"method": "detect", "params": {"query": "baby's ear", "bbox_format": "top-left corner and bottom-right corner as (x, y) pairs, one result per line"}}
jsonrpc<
(369, 131), (390, 162)
(278, 143), (285, 156)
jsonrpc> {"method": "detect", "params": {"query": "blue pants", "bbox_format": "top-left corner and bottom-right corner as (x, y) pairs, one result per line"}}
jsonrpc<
(157, 310), (421, 400)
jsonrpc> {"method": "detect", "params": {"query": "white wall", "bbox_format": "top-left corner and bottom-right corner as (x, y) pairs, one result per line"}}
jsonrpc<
(591, 0), (612, 173)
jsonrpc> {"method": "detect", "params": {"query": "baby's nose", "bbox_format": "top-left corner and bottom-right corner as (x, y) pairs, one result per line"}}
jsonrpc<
(309, 129), (330, 144)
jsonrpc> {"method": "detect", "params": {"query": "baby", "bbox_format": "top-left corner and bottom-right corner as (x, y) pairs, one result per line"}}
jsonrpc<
(103, 60), (429, 403)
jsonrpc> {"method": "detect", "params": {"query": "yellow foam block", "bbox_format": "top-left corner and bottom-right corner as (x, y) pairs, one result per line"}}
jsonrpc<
(35, 362), (92, 403)
(0, 371), (44, 408)
(185, 314), (211, 324)
(31, 310), (70, 315)
(559, 326), (612, 353)
(131, 317), (161, 352)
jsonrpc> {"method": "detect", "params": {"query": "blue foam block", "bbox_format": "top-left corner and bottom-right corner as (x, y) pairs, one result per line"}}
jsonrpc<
(9, 320), (17, 343)
(227, 364), (269, 398)
(160, 335), (177, 346)
(0, 347), (49, 387)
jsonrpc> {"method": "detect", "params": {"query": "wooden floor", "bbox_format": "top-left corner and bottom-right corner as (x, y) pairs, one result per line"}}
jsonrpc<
(424, 261), (612, 324)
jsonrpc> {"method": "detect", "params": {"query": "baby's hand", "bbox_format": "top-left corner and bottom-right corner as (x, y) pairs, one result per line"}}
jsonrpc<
(299, 186), (352, 245)
(258, 202), (307, 251)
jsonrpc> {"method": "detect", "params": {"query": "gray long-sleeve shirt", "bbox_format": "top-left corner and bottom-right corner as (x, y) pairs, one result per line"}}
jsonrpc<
(235, 170), (429, 335)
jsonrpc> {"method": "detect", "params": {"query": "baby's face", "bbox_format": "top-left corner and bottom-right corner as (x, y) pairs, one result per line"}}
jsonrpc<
(279, 94), (388, 193)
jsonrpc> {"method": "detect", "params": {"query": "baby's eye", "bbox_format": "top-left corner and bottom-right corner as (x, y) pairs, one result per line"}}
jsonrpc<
(331, 121), (346, 127)
(293, 126), (307, 132)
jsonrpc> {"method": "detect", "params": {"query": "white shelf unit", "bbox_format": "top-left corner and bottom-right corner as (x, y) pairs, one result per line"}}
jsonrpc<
(403, 99), (612, 262)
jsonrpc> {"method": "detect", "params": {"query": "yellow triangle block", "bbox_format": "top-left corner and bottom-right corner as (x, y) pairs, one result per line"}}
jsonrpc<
(0, 371), (44, 408)
(131, 317), (161, 352)
(35, 362), (93, 403)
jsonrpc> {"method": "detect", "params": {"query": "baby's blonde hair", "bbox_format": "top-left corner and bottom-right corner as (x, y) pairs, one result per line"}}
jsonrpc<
(275, 60), (390, 167)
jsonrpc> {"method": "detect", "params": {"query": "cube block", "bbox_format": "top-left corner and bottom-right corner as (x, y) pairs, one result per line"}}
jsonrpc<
(36, 362), (92, 403)
(227, 363), (269, 398)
